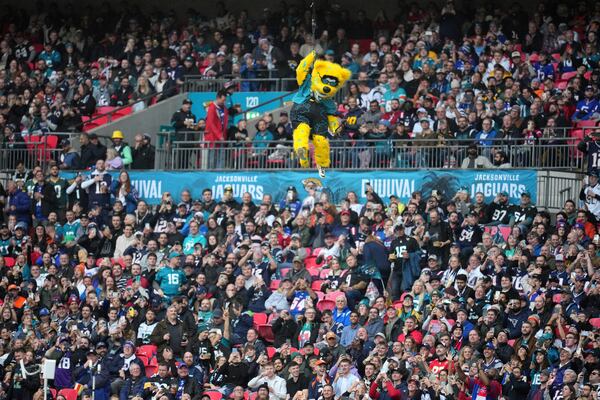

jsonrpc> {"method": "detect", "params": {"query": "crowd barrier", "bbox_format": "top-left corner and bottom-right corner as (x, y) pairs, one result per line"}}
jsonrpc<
(154, 136), (585, 172)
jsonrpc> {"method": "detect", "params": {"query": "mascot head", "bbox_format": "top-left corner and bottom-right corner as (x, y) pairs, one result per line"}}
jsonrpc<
(310, 60), (351, 101)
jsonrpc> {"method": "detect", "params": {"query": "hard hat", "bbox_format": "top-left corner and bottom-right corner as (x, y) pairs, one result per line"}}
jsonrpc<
(112, 130), (124, 139)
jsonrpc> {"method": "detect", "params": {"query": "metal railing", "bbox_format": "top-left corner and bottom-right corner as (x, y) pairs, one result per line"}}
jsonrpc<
(154, 136), (585, 171)
(182, 77), (364, 104)
(0, 132), (79, 171)
(2, 130), (594, 173)
(183, 76), (298, 93)
(537, 170), (583, 210)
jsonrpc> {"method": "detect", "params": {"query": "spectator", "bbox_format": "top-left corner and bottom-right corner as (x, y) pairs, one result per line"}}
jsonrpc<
(6, 180), (32, 227)
(205, 90), (229, 168)
(78, 133), (99, 169)
(248, 362), (287, 400)
(3, 5), (600, 400)
(111, 130), (133, 168)
(81, 159), (112, 211)
(253, 119), (274, 153)
(105, 148), (123, 170)
(31, 169), (58, 222)
(461, 143), (493, 168)
(58, 139), (80, 169)
(111, 77), (134, 107)
(155, 69), (178, 101)
(131, 133), (155, 169)
(573, 85), (599, 121)
(171, 98), (198, 134)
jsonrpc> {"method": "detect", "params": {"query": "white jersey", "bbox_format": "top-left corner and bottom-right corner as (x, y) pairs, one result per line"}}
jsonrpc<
(584, 183), (600, 218)
(137, 321), (158, 344)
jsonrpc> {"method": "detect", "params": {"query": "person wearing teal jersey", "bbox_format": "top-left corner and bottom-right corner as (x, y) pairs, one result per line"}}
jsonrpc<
(60, 210), (81, 245)
(182, 220), (206, 255)
(0, 223), (11, 256)
(382, 74), (407, 112)
(154, 255), (186, 301)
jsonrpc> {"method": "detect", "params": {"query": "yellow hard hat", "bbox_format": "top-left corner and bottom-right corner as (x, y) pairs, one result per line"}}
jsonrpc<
(112, 130), (124, 139)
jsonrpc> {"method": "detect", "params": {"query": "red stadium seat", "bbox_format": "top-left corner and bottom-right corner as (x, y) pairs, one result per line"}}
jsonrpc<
(577, 120), (598, 129)
(584, 71), (592, 80)
(507, 339), (516, 346)
(136, 344), (157, 359)
(311, 280), (325, 291)
(90, 114), (109, 125)
(137, 354), (149, 366)
(145, 365), (158, 377)
(561, 71), (577, 81)
(113, 105), (133, 119)
(3, 257), (15, 267)
(96, 106), (116, 115)
(325, 291), (344, 301)
(570, 129), (584, 139)
(269, 279), (281, 290)
(46, 135), (59, 149)
(253, 312), (268, 330)
(57, 389), (78, 400)
(319, 269), (331, 279)
(590, 318), (600, 328)
(83, 122), (100, 132)
(308, 268), (320, 278)
(204, 391), (223, 400)
(317, 299), (336, 312)
(551, 53), (561, 62)
(557, 81), (568, 90)
(257, 324), (275, 343)
(50, 388), (57, 399)
(266, 346), (277, 359)
(305, 257), (323, 270)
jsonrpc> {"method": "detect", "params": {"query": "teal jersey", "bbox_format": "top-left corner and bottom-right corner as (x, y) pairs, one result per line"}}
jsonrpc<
(61, 221), (81, 243)
(0, 238), (10, 256)
(292, 73), (337, 115)
(182, 233), (206, 255)
(382, 86), (407, 111)
(49, 178), (69, 208)
(155, 267), (186, 296)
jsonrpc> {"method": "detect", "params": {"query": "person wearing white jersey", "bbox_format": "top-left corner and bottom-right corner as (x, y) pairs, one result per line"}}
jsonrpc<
(580, 169), (600, 224)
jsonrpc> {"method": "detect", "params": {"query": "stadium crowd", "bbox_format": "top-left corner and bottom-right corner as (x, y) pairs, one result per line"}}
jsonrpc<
(2, 2), (600, 400)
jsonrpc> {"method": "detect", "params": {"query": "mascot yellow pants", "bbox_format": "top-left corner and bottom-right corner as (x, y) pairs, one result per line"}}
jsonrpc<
(293, 123), (330, 168)
(291, 102), (339, 169)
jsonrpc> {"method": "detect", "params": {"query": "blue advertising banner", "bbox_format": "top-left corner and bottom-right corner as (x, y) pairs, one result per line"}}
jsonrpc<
(87, 169), (537, 206)
(189, 92), (293, 123)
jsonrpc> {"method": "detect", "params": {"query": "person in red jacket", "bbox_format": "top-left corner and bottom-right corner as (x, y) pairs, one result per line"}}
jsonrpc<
(205, 90), (229, 168)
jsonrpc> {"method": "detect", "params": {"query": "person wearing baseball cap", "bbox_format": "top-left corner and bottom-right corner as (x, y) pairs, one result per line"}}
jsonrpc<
(72, 344), (110, 398)
(574, 85), (598, 121)
(509, 189), (536, 232)
(485, 190), (511, 226)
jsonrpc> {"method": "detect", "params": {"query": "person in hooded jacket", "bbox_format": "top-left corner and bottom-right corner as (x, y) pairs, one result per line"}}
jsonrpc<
(77, 223), (103, 255)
